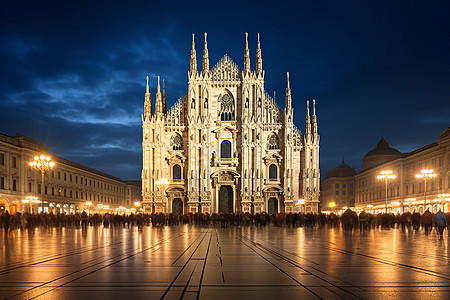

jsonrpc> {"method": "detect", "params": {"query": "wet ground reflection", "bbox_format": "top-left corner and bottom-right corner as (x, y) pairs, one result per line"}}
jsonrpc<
(1, 226), (449, 299)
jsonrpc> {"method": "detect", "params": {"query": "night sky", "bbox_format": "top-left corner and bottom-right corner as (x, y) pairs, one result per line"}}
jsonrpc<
(1, 1), (449, 180)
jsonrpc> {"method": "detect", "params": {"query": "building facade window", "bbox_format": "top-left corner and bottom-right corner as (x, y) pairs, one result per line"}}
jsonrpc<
(269, 164), (278, 179)
(220, 140), (232, 159)
(171, 134), (182, 150)
(267, 133), (279, 150)
(173, 164), (182, 180)
(219, 93), (234, 121)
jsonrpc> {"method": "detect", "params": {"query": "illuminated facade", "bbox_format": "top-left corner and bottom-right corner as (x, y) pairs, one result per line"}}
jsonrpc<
(142, 33), (320, 214)
(0, 133), (140, 214)
(321, 128), (450, 213)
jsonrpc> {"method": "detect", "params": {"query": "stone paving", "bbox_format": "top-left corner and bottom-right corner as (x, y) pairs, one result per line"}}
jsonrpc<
(0, 226), (449, 299)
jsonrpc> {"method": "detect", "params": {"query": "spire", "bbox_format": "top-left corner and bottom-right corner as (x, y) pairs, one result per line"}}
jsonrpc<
(255, 33), (262, 74)
(312, 99), (318, 140)
(157, 76), (160, 93)
(190, 33), (197, 73)
(144, 76), (152, 116)
(313, 99), (317, 116)
(244, 32), (250, 73)
(162, 79), (167, 114)
(305, 100), (311, 137)
(155, 76), (162, 115)
(285, 72), (292, 108)
(202, 32), (209, 75)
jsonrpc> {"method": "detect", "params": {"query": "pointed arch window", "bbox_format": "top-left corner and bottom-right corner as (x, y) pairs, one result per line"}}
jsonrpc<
(220, 140), (232, 159)
(171, 134), (182, 150)
(268, 133), (279, 150)
(219, 93), (234, 121)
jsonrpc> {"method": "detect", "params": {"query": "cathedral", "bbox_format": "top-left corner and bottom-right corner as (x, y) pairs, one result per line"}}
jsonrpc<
(141, 33), (320, 214)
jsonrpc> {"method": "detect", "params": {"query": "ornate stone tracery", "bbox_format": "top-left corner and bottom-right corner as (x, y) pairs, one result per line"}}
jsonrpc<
(142, 33), (320, 214)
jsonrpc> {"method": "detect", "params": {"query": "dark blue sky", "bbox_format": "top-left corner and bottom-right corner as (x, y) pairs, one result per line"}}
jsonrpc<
(1, 0), (449, 180)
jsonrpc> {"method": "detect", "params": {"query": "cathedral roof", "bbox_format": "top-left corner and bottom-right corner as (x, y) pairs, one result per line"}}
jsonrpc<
(325, 159), (357, 179)
(363, 137), (402, 158)
(211, 54), (240, 81)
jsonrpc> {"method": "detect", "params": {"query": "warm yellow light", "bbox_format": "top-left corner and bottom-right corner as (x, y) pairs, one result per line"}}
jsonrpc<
(134, 202), (141, 207)
(296, 199), (305, 205)
(329, 202), (335, 208)
(438, 193), (450, 200)
(86, 201), (93, 206)
(156, 178), (170, 185)
(416, 169), (436, 179)
(377, 169), (396, 180)
(49, 162), (55, 167)
(40, 155), (45, 160)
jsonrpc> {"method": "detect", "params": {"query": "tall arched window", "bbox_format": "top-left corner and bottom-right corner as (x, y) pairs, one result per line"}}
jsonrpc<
(220, 140), (232, 159)
(173, 164), (181, 180)
(269, 164), (277, 179)
(219, 93), (234, 121)
(268, 133), (279, 150)
(171, 134), (182, 150)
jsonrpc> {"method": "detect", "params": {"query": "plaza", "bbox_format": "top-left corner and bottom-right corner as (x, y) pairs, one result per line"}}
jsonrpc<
(1, 226), (449, 299)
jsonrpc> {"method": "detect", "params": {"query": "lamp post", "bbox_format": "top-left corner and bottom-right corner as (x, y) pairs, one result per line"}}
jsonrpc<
(86, 201), (93, 215)
(329, 202), (335, 212)
(377, 170), (396, 214)
(438, 193), (450, 213)
(22, 196), (39, 213)
(415, 169), (436, 211)
(29, 155), (55, 213)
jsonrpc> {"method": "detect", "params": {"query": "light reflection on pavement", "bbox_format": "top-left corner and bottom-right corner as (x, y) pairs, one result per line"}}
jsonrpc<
(0, 226), (449, 299)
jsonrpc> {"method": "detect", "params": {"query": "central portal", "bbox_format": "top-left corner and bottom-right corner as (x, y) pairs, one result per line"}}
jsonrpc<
(219, 185), (233, 213)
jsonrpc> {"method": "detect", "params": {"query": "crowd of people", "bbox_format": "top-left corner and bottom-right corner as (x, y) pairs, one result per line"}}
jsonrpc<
(1, 209), (448, 239)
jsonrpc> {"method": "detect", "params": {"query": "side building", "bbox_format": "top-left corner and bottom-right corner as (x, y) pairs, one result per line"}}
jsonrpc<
(0, 133), (141, 214)
(320, 128), (450, 214)
(320, 159), (356, 212)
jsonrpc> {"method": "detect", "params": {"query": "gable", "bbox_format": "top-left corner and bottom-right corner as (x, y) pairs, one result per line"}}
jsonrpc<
(211, 54), (241, 81)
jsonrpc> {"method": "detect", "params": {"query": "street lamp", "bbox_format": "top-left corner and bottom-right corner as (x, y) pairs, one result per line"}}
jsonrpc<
(329, 202), (335, 211)
(86, 201), (92, 214)
(415, 169), (436, 211)
(22, 196), (39, 213)
(29, 155), (55, 213)
(377, 170), (396, 214)
(438, 193), (450, 212)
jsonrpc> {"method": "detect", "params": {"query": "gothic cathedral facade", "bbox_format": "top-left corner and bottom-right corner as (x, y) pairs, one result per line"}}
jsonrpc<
(142, 33), (320, 214)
